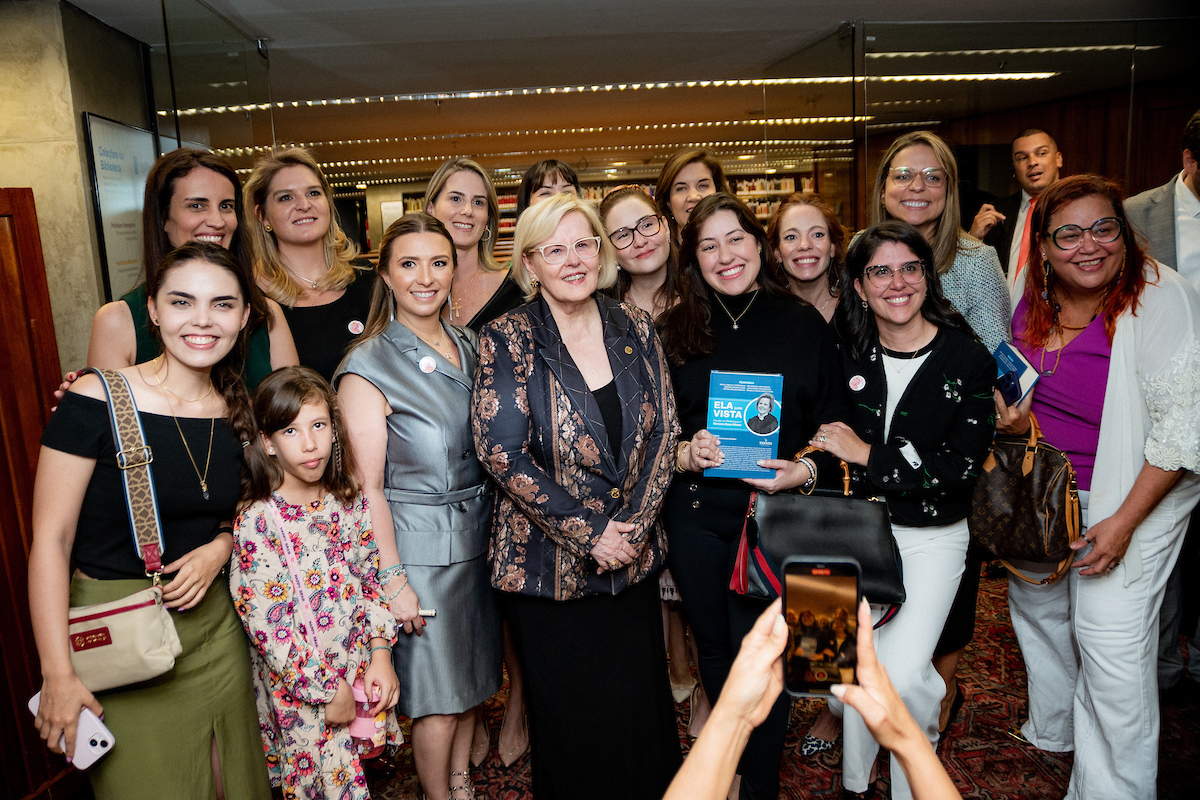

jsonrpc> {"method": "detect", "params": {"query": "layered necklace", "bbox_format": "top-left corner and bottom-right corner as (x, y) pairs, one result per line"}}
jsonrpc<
(713, 288), (760, 330)
(1039, 289), (1108, 377)
(149, 358), (216, 501)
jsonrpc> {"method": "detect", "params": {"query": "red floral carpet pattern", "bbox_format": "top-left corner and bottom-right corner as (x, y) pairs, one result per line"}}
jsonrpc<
(368, 576), (1199, 799)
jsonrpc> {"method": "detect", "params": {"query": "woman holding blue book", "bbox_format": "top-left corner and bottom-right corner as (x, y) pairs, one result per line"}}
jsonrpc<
(658, 193), (848, 800)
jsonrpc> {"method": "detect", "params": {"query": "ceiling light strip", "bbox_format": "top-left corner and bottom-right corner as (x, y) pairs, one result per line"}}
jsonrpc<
(166, 72), (1058, 117)
(868, 44), (1159, 58)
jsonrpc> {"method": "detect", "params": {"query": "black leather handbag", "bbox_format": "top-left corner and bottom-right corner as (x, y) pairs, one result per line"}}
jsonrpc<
(753, 447), (905, 606)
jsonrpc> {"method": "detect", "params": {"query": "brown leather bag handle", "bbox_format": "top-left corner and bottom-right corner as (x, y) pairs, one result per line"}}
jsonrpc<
(795, 444), (851, 497)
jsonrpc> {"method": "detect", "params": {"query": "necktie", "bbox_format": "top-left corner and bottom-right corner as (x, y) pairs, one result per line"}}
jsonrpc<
(1014, 196), (1037, 279)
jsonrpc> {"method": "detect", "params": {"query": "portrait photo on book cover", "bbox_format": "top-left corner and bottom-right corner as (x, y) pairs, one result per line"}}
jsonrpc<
(745, 393), (780, 435)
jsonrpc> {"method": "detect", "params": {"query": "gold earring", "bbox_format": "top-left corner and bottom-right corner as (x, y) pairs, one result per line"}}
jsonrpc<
(264, 223), (272, 232)
(530, 276), (540, 289)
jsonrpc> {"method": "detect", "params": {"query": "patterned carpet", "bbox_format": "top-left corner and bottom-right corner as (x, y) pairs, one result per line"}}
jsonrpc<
(367, 575), (1200, 799)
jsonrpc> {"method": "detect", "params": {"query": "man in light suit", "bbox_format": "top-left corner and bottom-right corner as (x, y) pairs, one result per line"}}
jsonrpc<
(970, 129), (1063, 301)
(1127, 109), (1200, 700)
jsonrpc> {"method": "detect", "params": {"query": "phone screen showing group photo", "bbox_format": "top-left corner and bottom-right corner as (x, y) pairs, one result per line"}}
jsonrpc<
(783, 562), (859, 696)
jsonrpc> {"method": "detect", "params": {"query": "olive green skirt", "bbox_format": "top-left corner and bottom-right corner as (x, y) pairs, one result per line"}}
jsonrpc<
(71, 575), (270, 800)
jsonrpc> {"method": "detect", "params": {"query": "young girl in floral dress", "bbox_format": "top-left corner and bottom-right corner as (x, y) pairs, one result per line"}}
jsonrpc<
(231, 366), (404, 799)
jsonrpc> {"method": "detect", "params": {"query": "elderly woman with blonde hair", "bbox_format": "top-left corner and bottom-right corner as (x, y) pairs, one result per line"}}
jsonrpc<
(472, 193), (682, 798)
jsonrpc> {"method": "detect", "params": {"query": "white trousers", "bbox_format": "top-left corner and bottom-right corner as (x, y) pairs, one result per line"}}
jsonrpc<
(838, 519), (968, 799)
(1008, 493), (1191, 800)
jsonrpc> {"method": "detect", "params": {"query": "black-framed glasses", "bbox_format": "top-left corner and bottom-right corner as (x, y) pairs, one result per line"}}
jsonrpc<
(607, 214), (663, 249)
(864, 260), (926, 288)
(531, 236), (601, 265)
(888, 167), (946, 188)
(1050, 217), (1123, 250)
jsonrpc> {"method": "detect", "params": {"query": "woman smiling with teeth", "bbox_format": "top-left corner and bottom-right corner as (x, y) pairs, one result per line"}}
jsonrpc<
(658, 193), (848, 800)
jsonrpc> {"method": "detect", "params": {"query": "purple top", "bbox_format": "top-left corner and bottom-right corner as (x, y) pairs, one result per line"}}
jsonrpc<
(1014, 297), (1111, 491)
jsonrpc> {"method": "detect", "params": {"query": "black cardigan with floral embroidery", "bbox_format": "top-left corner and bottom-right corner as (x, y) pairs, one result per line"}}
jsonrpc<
(839, 327), (996, 527)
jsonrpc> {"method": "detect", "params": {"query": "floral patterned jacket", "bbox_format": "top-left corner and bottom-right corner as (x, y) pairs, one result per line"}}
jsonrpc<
(472, 295), (680, 600)
(839, 327), (996, 526)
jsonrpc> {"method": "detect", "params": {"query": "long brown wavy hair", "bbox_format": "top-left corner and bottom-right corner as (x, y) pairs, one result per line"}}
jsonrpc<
(765, 192), (847, 294)
(600, 185), (683, 317)
(659, 193), (790, 366)
(654, 148), (734, 241)
(1016, 174), (1153, 348)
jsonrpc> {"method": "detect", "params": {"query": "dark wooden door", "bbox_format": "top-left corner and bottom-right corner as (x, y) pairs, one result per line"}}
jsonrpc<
(0, 188), (90, 800)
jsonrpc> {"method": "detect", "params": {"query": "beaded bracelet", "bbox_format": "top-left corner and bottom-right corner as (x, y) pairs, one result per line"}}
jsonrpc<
(377, 564), (407, 584)
(796, 456), (818, 495)
(384, 576), (409, 602)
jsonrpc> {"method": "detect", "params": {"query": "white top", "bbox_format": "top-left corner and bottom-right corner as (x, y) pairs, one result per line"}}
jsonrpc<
(882, 351), (931, 440)
(1007, 190), (1035, 282)
(1087, 263), (1200, 584)
(1173, 171), (1200, 292)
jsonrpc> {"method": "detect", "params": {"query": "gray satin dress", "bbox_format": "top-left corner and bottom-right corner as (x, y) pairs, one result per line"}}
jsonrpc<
(335, 320), (502, 717)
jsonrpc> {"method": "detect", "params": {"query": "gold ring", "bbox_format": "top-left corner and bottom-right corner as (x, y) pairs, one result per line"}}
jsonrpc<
(609, 560), (620, 570)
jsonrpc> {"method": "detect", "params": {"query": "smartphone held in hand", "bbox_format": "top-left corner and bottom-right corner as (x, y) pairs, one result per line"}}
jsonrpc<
(782, 557), (861, 696)
(28, 691), (115, 769)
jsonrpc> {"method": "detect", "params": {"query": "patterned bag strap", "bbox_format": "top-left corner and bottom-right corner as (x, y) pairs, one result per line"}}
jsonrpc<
(80, 368), (166, 576)
(264, 498), (323, 652)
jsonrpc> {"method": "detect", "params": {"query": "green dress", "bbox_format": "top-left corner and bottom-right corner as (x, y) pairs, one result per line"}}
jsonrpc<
(122, 284), (274, 390)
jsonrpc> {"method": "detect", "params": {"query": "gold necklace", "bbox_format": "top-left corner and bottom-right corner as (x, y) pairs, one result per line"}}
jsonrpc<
(712, 288), (759, 330)
(162, 392), (215, 501)
(148, 357), (214, 403)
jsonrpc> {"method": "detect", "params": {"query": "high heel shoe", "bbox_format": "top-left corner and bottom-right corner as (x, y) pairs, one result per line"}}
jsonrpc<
(469, 716), (489, 767)
(937, 685), (965, 746)
(670, 676), (697, 704)
(497, 715), (529, 767)
(449, 770), (477, 800)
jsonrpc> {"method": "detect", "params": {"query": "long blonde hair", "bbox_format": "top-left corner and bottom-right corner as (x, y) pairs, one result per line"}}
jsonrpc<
(424, 157), (501, 273)
(870, 131), (983, 275)
(243, 147), (361, 304)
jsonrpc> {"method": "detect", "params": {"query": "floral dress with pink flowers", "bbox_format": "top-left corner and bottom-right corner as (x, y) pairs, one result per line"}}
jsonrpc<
(231, 492), (400, 800)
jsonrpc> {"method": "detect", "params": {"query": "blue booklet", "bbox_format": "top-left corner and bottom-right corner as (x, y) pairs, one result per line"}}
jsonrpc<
(704, 370), (784, 479)
(993, 341), (1039, 406)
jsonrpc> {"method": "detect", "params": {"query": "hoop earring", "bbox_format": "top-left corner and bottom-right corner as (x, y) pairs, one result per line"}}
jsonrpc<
(861, 299), (868, 309)
(481, 227), (492, 242)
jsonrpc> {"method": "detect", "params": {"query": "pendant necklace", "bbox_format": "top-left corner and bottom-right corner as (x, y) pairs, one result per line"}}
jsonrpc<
(284, 264), (323, 290)
(150, 358), (215, 499)
(713, 289), (759, 330)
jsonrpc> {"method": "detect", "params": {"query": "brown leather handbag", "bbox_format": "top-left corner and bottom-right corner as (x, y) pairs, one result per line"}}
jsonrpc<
(969, 413), (1082, 584)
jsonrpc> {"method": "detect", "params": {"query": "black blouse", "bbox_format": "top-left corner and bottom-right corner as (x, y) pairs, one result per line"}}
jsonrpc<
(670, 289), (849, 491)
(839, 327), (996, 526)
(41, 392), (242, 579)
(282, 266), (376, 381)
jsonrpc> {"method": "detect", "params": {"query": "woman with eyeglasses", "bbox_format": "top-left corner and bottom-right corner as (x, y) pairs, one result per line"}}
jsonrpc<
(811, 221), (995, 800)
(659, 193), (849, 800)
(872, 131), (1010, 739)
(600, 185), (714, 737)
(872, 131), (1010, 353)
(472, 193), (682, 799)
(996, 175), (1200, 798)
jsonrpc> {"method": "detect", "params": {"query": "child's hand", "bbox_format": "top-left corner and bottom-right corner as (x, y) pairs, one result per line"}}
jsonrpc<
(364, 648), (400, 715)
(387, 583), (426, 636)
(325, 678), (355, 726)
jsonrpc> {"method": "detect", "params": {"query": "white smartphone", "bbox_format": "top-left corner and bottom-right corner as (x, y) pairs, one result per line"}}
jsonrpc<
(28, 691), (115, 769)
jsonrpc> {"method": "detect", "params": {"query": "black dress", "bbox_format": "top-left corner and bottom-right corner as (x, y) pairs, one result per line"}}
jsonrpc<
(281, 266), (375, 381)
(663, 288), (848, 800)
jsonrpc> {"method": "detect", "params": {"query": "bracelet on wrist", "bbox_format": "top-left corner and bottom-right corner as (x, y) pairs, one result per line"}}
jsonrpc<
(370, 645), (391, 656)
(675, 440), (690, 473)
(797, 457), (818, 495)
(384, 576), (409, 602)
(377, 564), (407, 584)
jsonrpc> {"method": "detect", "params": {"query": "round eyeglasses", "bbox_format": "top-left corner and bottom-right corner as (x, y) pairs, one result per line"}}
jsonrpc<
(608, 214), (663, 250)
(1049, 217), (1123, 250)
(531, 236), (601, 266)
(864, 260), (926, 288)
(888, 167), (946, 188)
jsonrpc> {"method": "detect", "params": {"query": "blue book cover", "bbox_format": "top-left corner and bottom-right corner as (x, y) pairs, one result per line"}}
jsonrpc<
(704, 370), (784, 479)
(993, 341), (1039, 406)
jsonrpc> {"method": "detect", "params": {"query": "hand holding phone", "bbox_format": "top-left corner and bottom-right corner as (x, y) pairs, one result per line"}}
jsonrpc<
(783, 557), (861, 696)
(28, 691), (115, 769)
